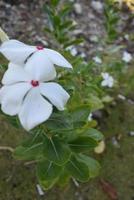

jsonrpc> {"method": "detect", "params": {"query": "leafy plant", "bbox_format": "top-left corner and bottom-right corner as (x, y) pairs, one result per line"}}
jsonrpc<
(104, 0), (120, 42)
(0, 0), (105, 190)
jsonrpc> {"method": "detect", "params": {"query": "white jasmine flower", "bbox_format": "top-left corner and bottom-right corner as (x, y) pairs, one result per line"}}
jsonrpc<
(93, 56), (102, 64)
(122, 51), (132, 63)
(0, 57), (70, 131)
(87, 113), (93, 121)
(101, 72), (114, 88)
(0, 39), (72, 68)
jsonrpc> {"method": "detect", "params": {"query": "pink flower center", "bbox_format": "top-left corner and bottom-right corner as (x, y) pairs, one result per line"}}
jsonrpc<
(36, 45), (44, 50)
(31, 80), (39, 87)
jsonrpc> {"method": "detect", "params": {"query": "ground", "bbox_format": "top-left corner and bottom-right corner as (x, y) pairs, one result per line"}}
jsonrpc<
(0, 0), (134, 200)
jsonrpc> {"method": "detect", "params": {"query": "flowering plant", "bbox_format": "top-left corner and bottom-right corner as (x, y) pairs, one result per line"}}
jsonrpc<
(0, 25), (103, 189)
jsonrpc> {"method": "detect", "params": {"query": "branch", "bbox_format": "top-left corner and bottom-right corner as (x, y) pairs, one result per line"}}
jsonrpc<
(0, 146), (14, 153)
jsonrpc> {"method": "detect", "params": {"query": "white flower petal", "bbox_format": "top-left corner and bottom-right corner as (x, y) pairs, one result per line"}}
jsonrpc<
(2, 64), (32, 85)
(101, 72), (109, 79)
(18, 88), (53, 131)
(0, 39), (36, 64)
(0, 83), (31, 116)
(93, 56), (102, 64)
(25, 50), (56, 81)
(101, 80), (108, 87)
(108, 78), (114, 87)
(45, 48), (72, 68)
(122, 51), (132, 63)
(40, 82), (70, 111)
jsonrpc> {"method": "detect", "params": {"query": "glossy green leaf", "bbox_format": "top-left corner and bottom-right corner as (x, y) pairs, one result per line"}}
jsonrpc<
(45, 112), (71, 131)
(77, 154), (101, 178)
(71, 105), (91, 123)
(58, 168), (70, 186)
(66, 155), (89, 182)
(83, 128), (104, 142)
(14, 143), (43, 161)
(14, 131), (44, 160)
(37, 159), (61, 190)
(43, 135), (71, 165)
(68, 137), (97, 153)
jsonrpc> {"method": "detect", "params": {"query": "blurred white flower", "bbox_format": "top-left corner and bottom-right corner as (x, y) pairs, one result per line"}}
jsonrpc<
(0, 39), (72, 68)
(101, 72), (114, 88)
(122, 51), (132, 63)
(66, 46), (78, 56)
(87, 113), (93, 121)
(0, 59), (70, 131)
(93, 56), (102, 64)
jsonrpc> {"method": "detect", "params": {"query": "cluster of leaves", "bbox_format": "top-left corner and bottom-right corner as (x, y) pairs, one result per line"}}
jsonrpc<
(104, 0), (120, 42)
(14, 107), (103, 189)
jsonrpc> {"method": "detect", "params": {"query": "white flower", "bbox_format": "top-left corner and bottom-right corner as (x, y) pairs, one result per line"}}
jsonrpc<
(87, 113), (93, 121)
(122, 51), (132, 63)
(0, 39), (72, 68)
(101, 72), (114, 88)
(93, 56), (102, 64)
(0, 58), (70, 131)
(66, 46), (78, 56)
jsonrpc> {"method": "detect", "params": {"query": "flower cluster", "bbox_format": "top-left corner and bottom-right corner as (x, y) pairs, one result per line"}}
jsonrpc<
(0, 40), (72, 131)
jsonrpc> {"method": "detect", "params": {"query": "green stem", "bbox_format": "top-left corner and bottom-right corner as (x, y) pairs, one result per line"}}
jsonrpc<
(0, 27), (9, 42)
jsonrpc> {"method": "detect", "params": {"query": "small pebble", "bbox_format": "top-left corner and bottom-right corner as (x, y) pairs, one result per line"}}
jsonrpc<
(111, 137), (120, 148)
(91, 1), (103, 13)
(72, 178), (80, 187)
(90, 35), (99, 43)
(74, 3), (82, 15)
(129, 131), (134, 136)
(36, 184), (45, 196)
(127, 99), (134, 105)
(118, 94), (126, 100)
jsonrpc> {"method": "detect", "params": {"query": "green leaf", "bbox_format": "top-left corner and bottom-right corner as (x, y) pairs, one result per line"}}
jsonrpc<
(37, 159), (61, 190)
(71, 105), (91, 123)
(58, 168), (70, 186)
(45, 112), (71, 131)
(14, 131), (44, 160)
(51, 0), (60, 6)
(59, 5), (72, 18)
(87, 95), (104, 111)
(14, 142), (43, 161)
(83, 128), (104, 142)
(77, 154), (101, 178)
(68, 137), (97, 153)
(66, 155), (89, 182)
(64, 38), (84, 48)
(43, 135), (71, 165)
